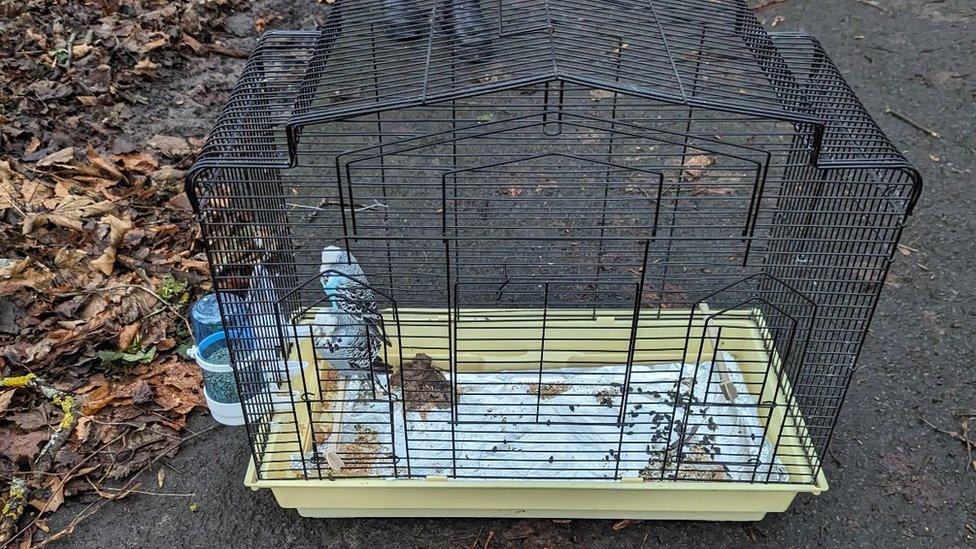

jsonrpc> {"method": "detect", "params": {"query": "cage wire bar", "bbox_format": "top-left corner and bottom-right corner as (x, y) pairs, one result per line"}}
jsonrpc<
(186, 0), (921, 489)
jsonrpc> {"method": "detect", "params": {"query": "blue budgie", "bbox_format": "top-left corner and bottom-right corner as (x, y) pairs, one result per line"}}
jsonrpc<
(318, 246), (390, 374)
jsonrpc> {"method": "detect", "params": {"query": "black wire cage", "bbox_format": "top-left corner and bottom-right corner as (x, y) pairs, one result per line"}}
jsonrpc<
(186, 0), (921, 518)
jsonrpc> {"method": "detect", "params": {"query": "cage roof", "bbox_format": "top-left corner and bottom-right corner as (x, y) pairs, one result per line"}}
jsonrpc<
(187, 2), (921, 213)
(289, 0), (818, 126)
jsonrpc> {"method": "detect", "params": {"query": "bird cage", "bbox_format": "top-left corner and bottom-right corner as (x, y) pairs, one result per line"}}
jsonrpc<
(186, 0), (921, 520)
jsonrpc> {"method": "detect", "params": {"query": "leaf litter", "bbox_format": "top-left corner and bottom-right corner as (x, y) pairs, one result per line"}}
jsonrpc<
(0, 0), (282, 543)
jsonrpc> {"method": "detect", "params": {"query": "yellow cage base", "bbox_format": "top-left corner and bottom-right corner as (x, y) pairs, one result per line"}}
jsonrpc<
(245, 470), (826, 520)
(245, 307), (828, 520)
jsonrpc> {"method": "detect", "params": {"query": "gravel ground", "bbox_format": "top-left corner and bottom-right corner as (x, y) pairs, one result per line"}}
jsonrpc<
(52, 0), (975, 547)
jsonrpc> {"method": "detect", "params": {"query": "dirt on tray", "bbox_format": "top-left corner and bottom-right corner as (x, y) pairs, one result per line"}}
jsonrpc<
(526, 382), (570, 400)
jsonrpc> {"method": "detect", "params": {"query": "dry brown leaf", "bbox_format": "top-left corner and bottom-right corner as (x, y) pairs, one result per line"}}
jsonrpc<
(0, 389), (14, 415)
(53, 248), (88, 274)
(33, 476), (66, 514)
(118, 152), (159, 174)
(103, 214), (134, 247)
(86, 145), (126, 183)
(0, 258), (55, 292)
(0, 428), (49, 463)
(148, 135), (192, 157)
(71, 43), (93, 58)
(181, 33), (206, 55)
(134, 58), (160, 74)
(153, 359), (205, 414)
(208, 42), (248, 58)
(682, 154), (715, 180)
(180, 258), (209, 274)
(91, 247), (118, 275)
(36, 147), (75, 167)
(22, 212), (81, 233)
(80, 294), (109, 320)
(74, 416), (93, 445)
(22, 193), (115, 235)
(118, 322), (141, 350)
(150, 166), (185, 183)
(78, 200), (115, 218)
(80, 383), (115, 415)
(0, 160), (23, 210)
(26, 137), (41, 155)
(165, 192), (193, 212)
(140, 35), (169, 53)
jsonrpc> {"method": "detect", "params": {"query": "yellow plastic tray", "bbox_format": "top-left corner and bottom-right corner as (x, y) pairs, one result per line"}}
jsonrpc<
(245, 307), (827, 520)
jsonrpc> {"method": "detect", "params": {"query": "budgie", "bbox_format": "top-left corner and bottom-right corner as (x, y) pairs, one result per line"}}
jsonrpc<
(317, 246), (390, 377)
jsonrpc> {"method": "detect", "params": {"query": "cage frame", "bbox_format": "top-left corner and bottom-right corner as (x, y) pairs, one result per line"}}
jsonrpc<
(186, 0), (921, 520)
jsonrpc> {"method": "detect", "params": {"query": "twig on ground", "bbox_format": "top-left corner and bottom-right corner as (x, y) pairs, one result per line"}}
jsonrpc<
(884, 107), (941, 138)
(0, 374), (81, 545)
(921, 418), (975, 472)
(57, 284), (191, 334)
(28, 424), (218, 547)
(97, 487), (196, 498)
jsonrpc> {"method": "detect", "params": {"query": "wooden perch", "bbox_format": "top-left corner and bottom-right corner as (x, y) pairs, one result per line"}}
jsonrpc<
(699, 304), (738, 402)
(0, 373), (82, 545)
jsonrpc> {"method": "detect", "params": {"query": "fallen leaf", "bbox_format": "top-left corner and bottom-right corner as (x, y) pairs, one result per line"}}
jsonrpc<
(91, 247), (118, 275)
(86, 145), (125, 180)
(0, 258), (55, 292)
(74, 416), (93, 444)
(0, 428), (50, 463)
(151, 166), (185, 183)
(118, 322), (141, 349)
(0, 160), (24, 210)
(134, 58), (160, 74)
(71, 43), (93, 58)
(181, 34), (206, 55)
(140, 36), (169, 53)
(26, 137), (41, 155)
(0, 389), (14, 415)
(36, 147), (76, 168)
(148, 135), (192, 157)
(118, 152), (159, 174)
(103, 214), (134, 247)
(165, 192), (193, 212)
(682, 154), (715, 180)
(153, 358), (205, 414)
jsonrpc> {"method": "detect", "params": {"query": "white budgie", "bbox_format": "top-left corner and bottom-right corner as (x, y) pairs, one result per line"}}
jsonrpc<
(317, 246), (390, 374)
